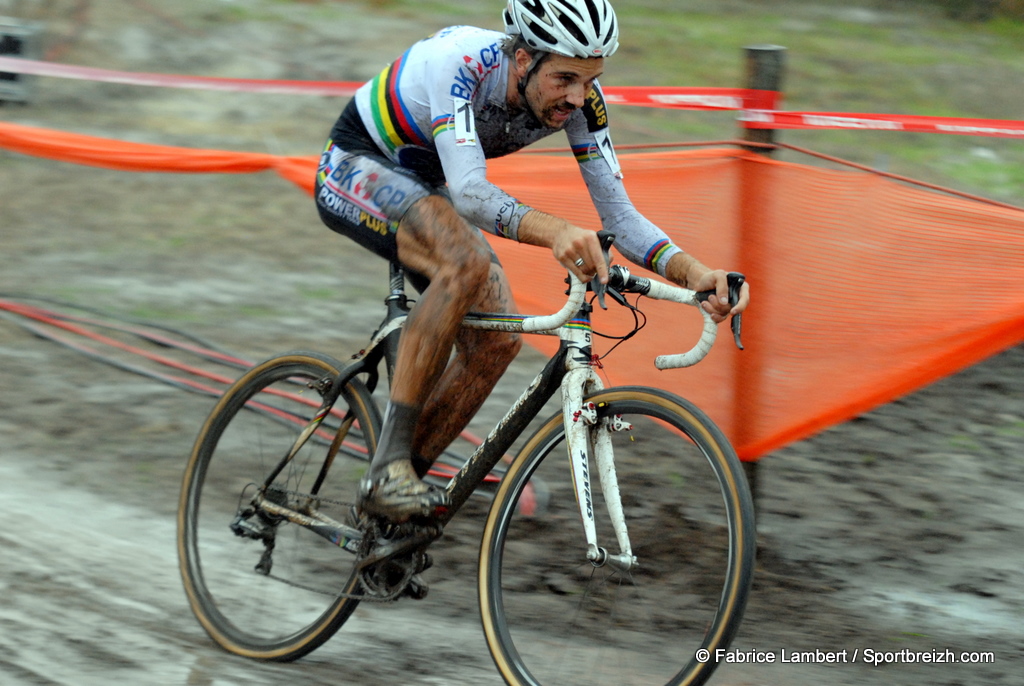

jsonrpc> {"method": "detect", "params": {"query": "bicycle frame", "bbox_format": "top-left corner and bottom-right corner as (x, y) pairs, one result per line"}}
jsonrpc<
(343, 264), (602, 521)
(253, 258), (725, 569)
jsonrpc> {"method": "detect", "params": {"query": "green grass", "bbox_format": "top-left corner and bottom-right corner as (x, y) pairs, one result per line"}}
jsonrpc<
(296, 286), (338, 300)
(234, 304), (282, 319)
(948, 434), (984, 451)
(128, 305), (207, 323)
(995, 420), (1024, 437)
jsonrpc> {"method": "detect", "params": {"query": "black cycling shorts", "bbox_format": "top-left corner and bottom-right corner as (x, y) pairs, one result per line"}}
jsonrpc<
(315, 138), (438, 257)
(316, 151), (501, 294)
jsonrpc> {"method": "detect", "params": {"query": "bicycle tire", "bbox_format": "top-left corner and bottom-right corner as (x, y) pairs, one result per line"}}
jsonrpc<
(177, 351), (381, 661)
(479, 386), (755, 686)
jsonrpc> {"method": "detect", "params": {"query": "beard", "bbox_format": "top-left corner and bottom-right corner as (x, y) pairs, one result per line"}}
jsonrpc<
(537, 101), (577, 129)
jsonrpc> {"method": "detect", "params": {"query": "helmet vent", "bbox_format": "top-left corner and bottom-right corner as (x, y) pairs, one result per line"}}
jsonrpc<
(556, 9), (588, 44)
(524, 18), (557, 46)
(584, 0), (601, 32)
(603, 15), (617, 46)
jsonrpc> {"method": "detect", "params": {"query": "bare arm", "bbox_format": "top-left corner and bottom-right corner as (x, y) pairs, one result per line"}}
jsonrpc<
(516, 209), (609, 285)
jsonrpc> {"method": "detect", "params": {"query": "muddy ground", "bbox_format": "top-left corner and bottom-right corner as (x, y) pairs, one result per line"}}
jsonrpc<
(1, 1), (1022, 684)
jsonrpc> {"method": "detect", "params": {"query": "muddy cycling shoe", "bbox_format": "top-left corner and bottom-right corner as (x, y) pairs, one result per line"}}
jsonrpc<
(357, 460), (450, 523)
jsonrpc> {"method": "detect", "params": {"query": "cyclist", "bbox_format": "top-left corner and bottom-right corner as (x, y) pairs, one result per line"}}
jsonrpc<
(315, 0), (750, 523)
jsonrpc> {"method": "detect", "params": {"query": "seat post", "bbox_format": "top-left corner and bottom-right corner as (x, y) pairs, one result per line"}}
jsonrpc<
(388, 261), (406, 296)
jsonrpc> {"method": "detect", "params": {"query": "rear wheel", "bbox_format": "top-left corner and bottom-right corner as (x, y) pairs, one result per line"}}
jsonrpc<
(479, 386), (755, 686)
(177, 352), (381, 661)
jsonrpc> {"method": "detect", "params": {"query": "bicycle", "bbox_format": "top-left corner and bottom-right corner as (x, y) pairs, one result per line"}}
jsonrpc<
(177, 232), (756, 686)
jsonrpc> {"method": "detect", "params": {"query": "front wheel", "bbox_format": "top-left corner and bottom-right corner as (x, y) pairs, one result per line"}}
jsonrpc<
(177, 351), (381, 661)
(479, 386), (755, 686)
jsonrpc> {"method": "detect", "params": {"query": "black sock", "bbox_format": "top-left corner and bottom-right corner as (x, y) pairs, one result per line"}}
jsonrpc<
(370, 400), (421, 474)
(410, 454), (432, 479)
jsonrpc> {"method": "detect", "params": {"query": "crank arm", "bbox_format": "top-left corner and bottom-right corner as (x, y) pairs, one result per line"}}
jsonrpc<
(355, 525), (442, 570)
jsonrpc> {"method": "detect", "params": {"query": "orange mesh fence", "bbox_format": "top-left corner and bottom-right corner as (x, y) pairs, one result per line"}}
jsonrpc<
(2, 121), (1023, 460)
(731, 154), (1024, 457)
(485, 150), (1024, 459)
(0, 120), (313, 177)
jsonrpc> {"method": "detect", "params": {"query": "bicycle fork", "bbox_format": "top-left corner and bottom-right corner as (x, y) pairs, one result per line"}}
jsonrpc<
(561, 339), (638, 574)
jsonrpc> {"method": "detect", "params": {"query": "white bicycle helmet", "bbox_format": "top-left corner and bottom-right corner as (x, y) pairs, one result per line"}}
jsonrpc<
(503, 0), (619, 58)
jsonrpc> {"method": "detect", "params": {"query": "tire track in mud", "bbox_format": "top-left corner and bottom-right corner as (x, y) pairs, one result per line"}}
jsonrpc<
(0, 456), (502, 686)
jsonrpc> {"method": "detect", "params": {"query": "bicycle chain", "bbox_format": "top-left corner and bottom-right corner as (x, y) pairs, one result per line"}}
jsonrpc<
(268, 485), (352, 511)
(264, 572), (408, 602)
(255, 488), (426, 603)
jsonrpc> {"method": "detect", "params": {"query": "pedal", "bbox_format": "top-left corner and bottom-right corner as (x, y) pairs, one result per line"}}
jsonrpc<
(401, 574), (429, 600)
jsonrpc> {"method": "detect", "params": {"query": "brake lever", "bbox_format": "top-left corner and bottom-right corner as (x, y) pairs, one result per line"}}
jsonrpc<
(592, 231), (616, 309)
(592, 277), (608, 310)
(695, 272), (746, 350)
(605, 285), (629, 308)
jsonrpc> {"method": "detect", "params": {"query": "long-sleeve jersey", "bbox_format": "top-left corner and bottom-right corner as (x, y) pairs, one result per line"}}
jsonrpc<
(347, 25), (682, 276)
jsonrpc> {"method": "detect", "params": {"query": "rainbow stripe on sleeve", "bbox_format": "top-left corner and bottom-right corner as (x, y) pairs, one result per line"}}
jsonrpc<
(432, 114), (454, 138)
(644, 239), (675, 273)
(572, 142), (603, 163)
(368, 52), (430, 153)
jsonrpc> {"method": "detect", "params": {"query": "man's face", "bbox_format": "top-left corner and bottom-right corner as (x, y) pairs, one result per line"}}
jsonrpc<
(519, 51), (605, 129)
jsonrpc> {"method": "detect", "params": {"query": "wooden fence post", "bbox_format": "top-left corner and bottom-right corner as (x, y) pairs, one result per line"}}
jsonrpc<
(743, 44), (785, 150)
(736, 45), (785, 521)
(0, 17), (44, 104)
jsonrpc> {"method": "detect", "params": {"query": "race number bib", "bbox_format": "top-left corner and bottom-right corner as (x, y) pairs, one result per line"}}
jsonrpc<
(594, 129), (623, 178)
(454, 97), (477, 147)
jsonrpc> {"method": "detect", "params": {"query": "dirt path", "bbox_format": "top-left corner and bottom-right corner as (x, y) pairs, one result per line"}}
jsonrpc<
(1, 161), (1020, 685)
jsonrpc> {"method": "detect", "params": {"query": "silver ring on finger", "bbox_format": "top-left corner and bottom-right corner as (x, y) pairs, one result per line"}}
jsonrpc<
(574, 257), (586, 267)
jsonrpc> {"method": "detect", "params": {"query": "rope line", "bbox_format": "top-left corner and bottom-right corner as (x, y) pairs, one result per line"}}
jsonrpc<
(0, 295), (503, 486)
